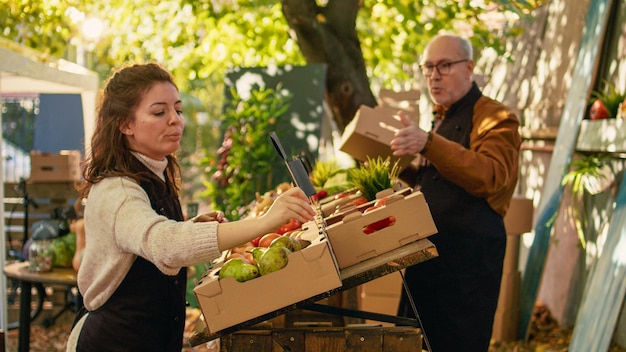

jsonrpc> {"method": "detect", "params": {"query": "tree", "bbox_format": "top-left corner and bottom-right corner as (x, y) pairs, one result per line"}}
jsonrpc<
(1, 0), (543, 205)
(282, 0), (541, 130)
(0, 0), (542, 132)
(282, 0), (376, 131)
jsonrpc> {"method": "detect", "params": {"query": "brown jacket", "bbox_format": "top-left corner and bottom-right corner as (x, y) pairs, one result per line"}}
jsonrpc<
(423, 96), (521, 216)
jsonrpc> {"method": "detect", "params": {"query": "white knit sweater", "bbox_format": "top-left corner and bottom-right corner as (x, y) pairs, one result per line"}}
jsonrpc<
(76, 156), (221, 311)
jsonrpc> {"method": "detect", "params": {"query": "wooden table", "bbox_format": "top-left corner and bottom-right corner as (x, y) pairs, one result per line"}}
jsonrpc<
(189, 237), (438, 346)
(3, 262), (78, 352)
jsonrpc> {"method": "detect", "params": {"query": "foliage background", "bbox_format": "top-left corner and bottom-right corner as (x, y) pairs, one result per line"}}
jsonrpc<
(0, 0), (542, 207)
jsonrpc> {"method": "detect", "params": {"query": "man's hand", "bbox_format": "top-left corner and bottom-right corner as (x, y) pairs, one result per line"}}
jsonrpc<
(390, 111), (430, 156)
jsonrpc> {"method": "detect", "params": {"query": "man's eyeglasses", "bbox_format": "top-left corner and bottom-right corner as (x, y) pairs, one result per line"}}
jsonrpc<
(419, 59), (469, 77)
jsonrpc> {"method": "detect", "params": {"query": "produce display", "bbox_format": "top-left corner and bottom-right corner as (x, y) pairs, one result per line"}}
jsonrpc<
(216, 155), (404, 282)
(218, 221), (312, 283)
(194, 155), (437, 334)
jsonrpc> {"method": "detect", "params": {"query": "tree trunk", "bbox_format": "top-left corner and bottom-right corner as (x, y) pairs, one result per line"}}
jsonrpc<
(282, 0), (377, 132)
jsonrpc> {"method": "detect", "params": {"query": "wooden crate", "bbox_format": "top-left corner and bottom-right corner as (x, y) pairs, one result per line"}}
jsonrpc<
(219, 326), (422, 352)
(3, 181), (78, 258)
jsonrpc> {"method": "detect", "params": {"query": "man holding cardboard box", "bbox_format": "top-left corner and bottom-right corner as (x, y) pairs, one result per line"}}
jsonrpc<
(390, 34), (521, 351)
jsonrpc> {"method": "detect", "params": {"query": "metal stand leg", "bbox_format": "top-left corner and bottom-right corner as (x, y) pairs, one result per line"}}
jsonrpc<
(18, 280), (31, 352)
(399, 270), (432, 352)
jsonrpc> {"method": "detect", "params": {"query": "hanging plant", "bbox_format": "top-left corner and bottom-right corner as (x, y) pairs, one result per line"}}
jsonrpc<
(561, 154), (614, 249)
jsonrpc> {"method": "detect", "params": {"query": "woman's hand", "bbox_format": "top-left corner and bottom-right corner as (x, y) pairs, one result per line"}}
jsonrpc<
(190, 211), (228, 223)
(261, 187), (315, 229)
(215, 187), (316, 252)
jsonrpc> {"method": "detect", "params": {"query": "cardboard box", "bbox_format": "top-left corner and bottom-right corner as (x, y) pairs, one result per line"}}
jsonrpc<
(323, 188), (412, 226)
(492, 271), (521, 342)
(358, 273), (403, 327)
(193, 236), (342, 334)
(359, 295), (401, 327)
(504, 197), (533, 235)
(324, 190), (437, 269)
(30, 150), (82, 182)
(360, 271), (402, 297)
(339, 105), (415, 170)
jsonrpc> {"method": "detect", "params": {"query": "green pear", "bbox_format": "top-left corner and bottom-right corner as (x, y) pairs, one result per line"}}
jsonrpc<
(269, 236), (302, 252)
(257, 246), (291, 276)
(218, 258), (260, 282)
(250, 247), (266, 263)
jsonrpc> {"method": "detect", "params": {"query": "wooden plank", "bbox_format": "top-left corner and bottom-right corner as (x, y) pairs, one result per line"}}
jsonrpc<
(221, 330), (272, 352)
(568, 179), (626, 351)
(383, 327), (422, 352)
(304, 328), (345, 352)
(211, 326), (424, 352)
(345, 327), (382, 352)
(518, 0), (615, 340)
(272, 329), (305, 351)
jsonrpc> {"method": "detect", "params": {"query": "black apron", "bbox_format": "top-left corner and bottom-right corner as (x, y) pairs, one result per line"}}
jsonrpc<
(74, 160), (187, 351)
(398, 84), (506, 352)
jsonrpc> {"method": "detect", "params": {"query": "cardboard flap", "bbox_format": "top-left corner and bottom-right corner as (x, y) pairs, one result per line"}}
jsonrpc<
(375, 188), (395, 199)
(383, 196), (403, 206)
(194, 270), (224, 298)
(342, 212), (363, 223)
(299, 238), (328, 262)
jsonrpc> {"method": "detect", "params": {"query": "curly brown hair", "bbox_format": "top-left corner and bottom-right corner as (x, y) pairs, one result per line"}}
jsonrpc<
(77, 63), (182, 198)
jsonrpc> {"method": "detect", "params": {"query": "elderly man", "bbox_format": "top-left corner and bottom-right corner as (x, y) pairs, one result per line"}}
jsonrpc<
(390, 34), (521, 351)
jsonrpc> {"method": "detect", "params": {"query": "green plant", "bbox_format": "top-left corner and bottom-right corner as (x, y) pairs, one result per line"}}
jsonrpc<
(201, 86), (291, 220)
(561, 154), (614, 250)
(348, 156), (400, 201)
(589, 80), (626, 119)
(309, 159), (352, 195)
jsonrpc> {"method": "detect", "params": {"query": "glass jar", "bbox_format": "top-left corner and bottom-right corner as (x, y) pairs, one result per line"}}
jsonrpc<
(29, 238), (54, 272)
(28, 219), (62, 273)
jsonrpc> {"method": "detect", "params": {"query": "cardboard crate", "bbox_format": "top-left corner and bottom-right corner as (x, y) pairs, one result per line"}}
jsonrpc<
(30, 150), (82, 182)
(220, 326), (422, 352)
(323, 188), (412, 226)
(503, 197), (534, 235)
(359, 271), (402, 297)
(325, 189), (437, 269)
(339, 105), (415, 170)
(319, 190), (366, 218)
(194, 235), (342, 334)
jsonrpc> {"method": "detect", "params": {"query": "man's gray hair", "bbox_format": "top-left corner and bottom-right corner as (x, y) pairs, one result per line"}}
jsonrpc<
(426, 33), (473, 60)
(457, 36), (473, 60)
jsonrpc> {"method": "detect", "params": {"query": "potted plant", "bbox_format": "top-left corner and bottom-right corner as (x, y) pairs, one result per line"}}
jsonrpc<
(588, 80), (625, 120)
(578, 81), (626, 153)
(348, 156), (400, 201)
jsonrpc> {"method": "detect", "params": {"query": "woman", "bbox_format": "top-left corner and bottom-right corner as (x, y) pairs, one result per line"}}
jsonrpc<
(66, 63), (315, 351)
